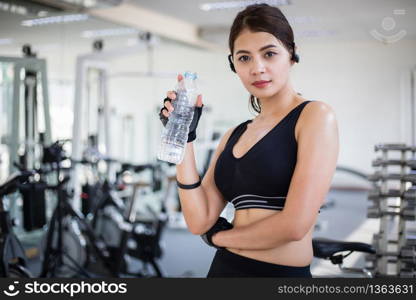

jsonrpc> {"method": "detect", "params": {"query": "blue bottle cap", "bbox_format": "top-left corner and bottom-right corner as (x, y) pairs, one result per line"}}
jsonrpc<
(184, 71), (197, 80)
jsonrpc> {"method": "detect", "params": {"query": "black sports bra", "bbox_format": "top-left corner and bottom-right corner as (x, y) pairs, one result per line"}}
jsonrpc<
(214, 101), (320, 213)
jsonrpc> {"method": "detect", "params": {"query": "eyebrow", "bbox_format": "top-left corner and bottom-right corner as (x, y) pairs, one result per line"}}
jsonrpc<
(235, 44), (277, 55)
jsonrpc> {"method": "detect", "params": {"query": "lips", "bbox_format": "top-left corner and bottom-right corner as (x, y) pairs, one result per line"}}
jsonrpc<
(252, 80), (272, 88)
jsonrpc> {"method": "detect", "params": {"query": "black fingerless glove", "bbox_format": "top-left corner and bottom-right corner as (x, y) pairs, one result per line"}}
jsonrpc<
(200, 217), (233, 250)
(158, 96), (203, 143)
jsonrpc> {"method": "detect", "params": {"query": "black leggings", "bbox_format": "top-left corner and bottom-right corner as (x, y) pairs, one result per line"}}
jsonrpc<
(207, 248), (312, 278)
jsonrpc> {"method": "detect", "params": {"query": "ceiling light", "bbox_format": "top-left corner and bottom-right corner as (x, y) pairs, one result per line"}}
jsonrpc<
(200, 0), (291, 11)
(0, 1), (28, 16)
(44, 0), (122, 9)
(81, 27), (139, 38)
(21, 14), (89, 27)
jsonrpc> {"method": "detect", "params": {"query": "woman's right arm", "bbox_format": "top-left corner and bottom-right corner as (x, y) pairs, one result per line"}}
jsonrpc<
(176, 126), (235, 235)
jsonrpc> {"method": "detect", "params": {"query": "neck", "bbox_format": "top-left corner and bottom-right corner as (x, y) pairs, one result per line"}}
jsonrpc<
(255, 81), (299, 122)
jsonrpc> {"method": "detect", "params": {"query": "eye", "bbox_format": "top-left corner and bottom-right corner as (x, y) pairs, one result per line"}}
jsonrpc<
(265, 51), (277, 58)
(237, 55), (250, 62)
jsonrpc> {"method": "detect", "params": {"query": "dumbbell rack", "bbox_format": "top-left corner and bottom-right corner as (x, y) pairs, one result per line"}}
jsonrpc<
(366, 143), (416, 277)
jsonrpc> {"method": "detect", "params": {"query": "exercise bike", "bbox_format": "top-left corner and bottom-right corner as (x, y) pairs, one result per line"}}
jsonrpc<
(312, 237), (376, 277)
(37, 146), (132, 277)
(91, 162), (168, 277)
(39, 142), (167, 277)
(0, 170), (35, 277)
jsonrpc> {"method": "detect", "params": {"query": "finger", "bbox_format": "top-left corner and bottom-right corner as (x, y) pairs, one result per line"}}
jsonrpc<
(166, 102), (174, 112)
(163, 97), (174, 112)
(162, 110), (170, 118)
(196, 94), (203, 107)
(166, 91), (176, 100)
(163, 100), (174, 112)
(160, 107), (168, 116)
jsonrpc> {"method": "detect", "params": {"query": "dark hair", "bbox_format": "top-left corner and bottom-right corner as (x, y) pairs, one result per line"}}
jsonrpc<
(228, 3), (297, 114)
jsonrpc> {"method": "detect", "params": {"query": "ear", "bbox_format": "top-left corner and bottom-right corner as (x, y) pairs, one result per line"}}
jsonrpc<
(228, 54), (236, 73)
(291, 44), (299, 65)
(290, 56), (296, 66)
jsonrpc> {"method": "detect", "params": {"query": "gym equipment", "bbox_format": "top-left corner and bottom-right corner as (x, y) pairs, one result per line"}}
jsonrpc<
(71, 36), (171, 210)
(67, 60), (171, 277)
(71, 41), (114, 212)
(364, 143), (416, 277)
(0, 45), (52, 228)
(19, 180), (47, 231)
(313, 238), (376, 277)
(93, 162), (169, 277)
(368, 172), (416, 183)
(120, 115), (135, 163)
(335, 165), (370, 181)
(0, 171), (35, 277)
(34, 141), (92, 278)
(40, 170), (125, 277)
(118, 178), (167, 277)
(372, 158), (416, 168)
(40, 142), (169, 277)
(313, 143), (416, 277)
(0, 44), (52, 173)
(37, 142), (114, 277)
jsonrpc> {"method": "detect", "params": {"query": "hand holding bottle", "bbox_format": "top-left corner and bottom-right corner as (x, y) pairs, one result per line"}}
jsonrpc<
(158, 73), (204, 143)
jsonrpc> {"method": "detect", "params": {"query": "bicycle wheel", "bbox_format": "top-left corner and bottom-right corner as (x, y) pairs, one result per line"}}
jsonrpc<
(40, 216), (89, 277)
(8, 263), (32, 278)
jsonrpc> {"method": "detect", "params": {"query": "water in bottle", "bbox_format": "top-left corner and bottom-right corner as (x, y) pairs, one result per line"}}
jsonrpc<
(157, 72), (198, 164)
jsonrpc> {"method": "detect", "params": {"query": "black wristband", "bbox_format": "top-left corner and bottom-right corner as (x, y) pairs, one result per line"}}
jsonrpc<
(200, 217), (233, 249)
(176, 176), (201, 189)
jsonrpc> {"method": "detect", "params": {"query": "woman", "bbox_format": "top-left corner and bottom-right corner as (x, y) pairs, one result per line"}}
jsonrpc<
(159, 3), (339, 277)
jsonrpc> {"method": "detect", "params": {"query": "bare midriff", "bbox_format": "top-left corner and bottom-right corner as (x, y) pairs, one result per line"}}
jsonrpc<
(226, 208), (314, 267)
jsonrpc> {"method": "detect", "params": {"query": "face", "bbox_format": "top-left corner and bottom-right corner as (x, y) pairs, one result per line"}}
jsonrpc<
(233, 29), (294, 100)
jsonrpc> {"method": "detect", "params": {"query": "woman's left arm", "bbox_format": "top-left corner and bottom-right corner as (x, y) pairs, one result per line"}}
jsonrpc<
(213, 101), (339, 250)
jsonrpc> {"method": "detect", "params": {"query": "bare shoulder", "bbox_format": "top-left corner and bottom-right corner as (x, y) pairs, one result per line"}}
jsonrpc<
(304, 100), (336, 117)
(296, 101), (338, 139)
(301, 101), (337, 125)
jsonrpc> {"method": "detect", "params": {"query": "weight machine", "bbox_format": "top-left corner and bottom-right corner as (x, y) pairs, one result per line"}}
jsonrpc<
(0, 45), (52, 232)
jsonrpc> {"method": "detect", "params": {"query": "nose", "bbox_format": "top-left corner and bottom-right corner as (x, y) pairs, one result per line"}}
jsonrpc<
(250, 57), (266, 75)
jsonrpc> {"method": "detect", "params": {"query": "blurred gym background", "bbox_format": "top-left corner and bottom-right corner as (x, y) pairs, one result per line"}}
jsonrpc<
(0, 0), (415, 278)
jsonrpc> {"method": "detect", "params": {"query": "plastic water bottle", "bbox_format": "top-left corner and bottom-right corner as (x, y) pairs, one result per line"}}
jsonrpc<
(157, 72), (198, 164)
